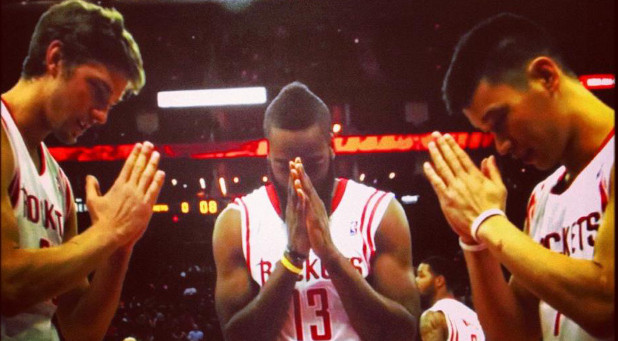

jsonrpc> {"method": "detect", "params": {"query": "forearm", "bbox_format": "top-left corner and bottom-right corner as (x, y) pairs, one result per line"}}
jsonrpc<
(479, 216), (614, 334)
(324, 252), (416, 341)
(59, 246), (132, 341)
(223, 262), (299, 341)
(1, 223), (120, 315)
(463, 248), (538, 340)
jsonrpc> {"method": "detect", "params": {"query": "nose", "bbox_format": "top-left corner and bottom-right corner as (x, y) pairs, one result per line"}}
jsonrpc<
(91, 107), (109, 125)
(494, 134), (513, 156)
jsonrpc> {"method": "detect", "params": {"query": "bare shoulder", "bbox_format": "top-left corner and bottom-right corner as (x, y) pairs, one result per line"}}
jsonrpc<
(420, 310), (448, 338)
(375, 198), (412, 255)
(212, 204), (244, 268)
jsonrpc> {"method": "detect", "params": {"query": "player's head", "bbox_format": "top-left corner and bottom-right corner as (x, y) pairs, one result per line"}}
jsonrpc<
(22, 0), (144, 94)
(263, 81), (334, 211)
(21, 0), (144, 144)
(416, 256), (458, 307)
(442, 13), (578, 170)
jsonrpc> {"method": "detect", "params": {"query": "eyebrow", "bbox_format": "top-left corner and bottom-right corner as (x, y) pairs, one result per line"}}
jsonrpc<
(88, 78), (113, 102)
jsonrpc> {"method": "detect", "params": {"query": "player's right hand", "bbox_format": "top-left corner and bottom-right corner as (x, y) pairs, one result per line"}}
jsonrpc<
(285, 158), (310, 257)
(85, 141), (165, 247)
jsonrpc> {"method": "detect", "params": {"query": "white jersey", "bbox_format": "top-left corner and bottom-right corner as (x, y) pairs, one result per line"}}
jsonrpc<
(426, 298), (485, 341)
(527, 130), (614, 341)
(229, 178), (394, 341)
(1, 100), (72, 341)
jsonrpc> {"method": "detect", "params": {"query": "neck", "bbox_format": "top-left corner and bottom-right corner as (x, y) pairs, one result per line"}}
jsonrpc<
(2, 78), (51, 154)
(430, 289), (455, 306)
(560, 80), (614, 178)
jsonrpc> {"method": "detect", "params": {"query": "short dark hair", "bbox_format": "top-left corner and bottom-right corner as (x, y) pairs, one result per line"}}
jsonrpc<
(442, 13), (575, 116)
(421, 256), (460, 293)
(263, 81), (331, 140)
(22, 0), (145, 96)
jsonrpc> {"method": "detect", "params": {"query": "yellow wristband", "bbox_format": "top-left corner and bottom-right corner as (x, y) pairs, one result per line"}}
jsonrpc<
(281, 254), (303, 275)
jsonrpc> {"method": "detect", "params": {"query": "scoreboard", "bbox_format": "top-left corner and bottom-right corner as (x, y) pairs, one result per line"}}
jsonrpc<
(75, 198), (227, 216)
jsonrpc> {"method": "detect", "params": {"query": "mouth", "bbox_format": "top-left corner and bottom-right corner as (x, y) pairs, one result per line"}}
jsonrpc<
(76, 119), (90, 136)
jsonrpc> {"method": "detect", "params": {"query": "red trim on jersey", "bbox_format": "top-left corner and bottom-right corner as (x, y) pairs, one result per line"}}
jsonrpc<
(37, 144), (46, 176)
(330, 178), (348, 213)
(8, 169), (20, 208)
(359, 190), (380, 265)
(61, 170), (72, 237)
(265, 183), (282, 217)
(366, 191), (389, 260)
(1, 97), (15, 120)
(596, 127), (615, 154)
(238, 198), (251, 272)
(525, 193), (536, 230)
(600, 179), (609, 212)
(446, 316), (455, 341)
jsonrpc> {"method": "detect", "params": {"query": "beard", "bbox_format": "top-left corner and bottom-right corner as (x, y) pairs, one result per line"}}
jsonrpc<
(419, 285), (436, 310)
(268, 158), (335, 220)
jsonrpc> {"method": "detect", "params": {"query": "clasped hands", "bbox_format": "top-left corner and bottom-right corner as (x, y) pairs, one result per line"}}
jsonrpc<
(423, 132), (507, 244)
(286, 157), (337, 263)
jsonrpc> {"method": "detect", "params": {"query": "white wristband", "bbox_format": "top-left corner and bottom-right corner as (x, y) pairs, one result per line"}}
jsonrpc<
(459, 238), (488, 252)
(470, 208), (505, 242)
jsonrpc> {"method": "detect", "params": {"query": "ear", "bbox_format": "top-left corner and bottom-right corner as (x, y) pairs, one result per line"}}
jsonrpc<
(329, 132), (335, 159)
(434, 275), (446, 289)
(526, 56), (561, 93)
(45, 40), (64, 77)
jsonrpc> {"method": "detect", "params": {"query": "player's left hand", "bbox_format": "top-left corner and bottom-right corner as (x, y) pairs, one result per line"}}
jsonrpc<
(423, 132), (507, 242)
(291, 158), (339, 262)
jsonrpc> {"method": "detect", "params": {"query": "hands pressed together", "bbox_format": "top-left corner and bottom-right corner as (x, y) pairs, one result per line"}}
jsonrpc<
(286, 157), (338, 263)
(85, 141), (165, 249)
(423, 132), (507, 243)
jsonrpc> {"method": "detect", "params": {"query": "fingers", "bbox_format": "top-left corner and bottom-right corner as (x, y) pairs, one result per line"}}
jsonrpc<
(428, 139), (456, 186)
(486, 155), (505, 185)
(423, 161), (448, 198)
(144, 170), (166, 204)
(292, 159), (319, 202)
(288, 161), (299, 206)
(129, 142), (154, 185)
(117, 143), (142, 183)
(443, 133), (481, 175)
(85, 175), (102, 199)
(137, 151), (161, 193)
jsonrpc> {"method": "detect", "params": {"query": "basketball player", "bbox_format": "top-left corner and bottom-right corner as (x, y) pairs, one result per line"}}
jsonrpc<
(423, 13), (614, 340)
(415, 256), (485, 341)
(1, 1), (165, 340)
(213, 81), (420, 340)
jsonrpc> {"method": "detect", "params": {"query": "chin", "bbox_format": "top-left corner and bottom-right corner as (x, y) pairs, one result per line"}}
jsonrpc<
(54, 132), (78, 145)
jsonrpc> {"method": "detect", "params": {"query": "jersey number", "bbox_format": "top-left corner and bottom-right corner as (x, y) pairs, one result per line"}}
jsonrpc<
(292, 288), (332, 340)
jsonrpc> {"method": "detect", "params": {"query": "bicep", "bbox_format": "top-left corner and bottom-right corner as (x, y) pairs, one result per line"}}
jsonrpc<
(420, 310), (448, 341)
(371, 199), (420, 317)
(213, 206), (259, 325)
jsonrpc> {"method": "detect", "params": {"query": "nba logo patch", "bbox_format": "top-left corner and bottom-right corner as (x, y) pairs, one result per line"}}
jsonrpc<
(349, 221), (359, 235)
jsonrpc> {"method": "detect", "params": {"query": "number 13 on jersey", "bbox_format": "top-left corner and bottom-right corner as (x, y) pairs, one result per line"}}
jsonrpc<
(292, 288), (332, 340)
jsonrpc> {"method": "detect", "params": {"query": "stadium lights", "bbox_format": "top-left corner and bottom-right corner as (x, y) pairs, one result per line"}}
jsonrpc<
(219, 177), (227, 196)
(157, 86), (267, 108)
(401, 195), (419, 204)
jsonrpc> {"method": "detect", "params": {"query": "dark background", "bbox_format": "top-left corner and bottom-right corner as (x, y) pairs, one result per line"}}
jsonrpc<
(2, 0), (614, 340)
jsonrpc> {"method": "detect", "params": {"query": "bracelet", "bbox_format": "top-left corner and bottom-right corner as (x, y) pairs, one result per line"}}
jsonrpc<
(280, 254), (303, 275)
(285, 246), (308, 264)
(470, 208), (505, 242)
(459, 238), (488, 252)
